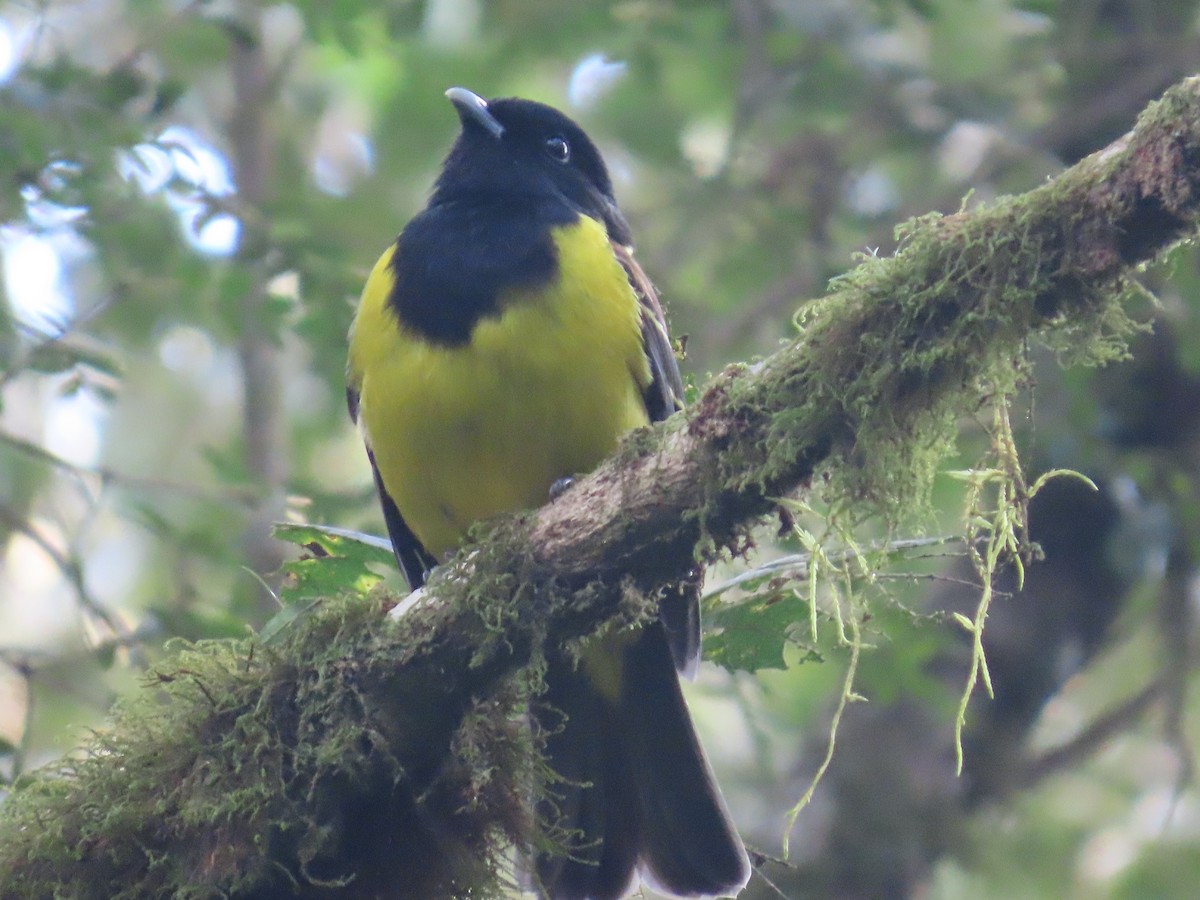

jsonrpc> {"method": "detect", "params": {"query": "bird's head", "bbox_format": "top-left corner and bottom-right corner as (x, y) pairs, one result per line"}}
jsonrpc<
(433, 87), (631, 244)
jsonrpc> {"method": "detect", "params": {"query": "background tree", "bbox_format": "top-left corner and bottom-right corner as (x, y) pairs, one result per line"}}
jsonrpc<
(1, 1), (1199, 897)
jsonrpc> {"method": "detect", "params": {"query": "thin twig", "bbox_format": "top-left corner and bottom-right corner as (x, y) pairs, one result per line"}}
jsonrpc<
(1015, 679), (1165, 792)
(746, 843), (803, 900)
(0, 503), (129, 643)
(0, 430), (257, 502)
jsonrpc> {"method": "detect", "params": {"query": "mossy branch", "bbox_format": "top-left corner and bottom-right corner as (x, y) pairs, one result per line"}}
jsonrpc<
(5, 77), (1200, 899)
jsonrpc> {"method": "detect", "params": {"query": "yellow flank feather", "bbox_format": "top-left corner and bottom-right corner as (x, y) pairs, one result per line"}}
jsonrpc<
(348, 213), (652, 562)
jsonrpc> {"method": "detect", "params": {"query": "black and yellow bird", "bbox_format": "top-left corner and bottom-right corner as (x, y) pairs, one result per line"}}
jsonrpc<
(347, 87), (750, 900)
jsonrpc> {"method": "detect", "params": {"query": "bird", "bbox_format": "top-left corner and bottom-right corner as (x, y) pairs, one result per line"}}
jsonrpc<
(346, 86), (750, 900)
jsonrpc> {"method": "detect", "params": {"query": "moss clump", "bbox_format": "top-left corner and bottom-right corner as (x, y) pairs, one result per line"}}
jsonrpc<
(705, 150), (1152, 538)
(0, 590), (544, 899)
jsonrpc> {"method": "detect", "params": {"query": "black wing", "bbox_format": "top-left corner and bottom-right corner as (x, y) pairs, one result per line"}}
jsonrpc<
(612, 241), (684, 424)
(347, 385), (437, 590)
(611, 242), (699, 676)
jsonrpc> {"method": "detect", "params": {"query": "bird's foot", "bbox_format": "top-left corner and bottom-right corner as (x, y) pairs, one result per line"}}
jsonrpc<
(549, 476), (576, 502)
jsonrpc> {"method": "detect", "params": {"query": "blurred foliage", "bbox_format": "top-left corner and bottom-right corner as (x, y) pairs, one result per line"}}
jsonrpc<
(2, 0), (1200, 897)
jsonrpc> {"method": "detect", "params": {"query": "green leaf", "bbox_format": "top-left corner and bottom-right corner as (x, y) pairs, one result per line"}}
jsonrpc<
(951, 611), (976, 632)
(127, 502), (179, 539)
(94, 641), (117, 670)
(704, 590), (822, 672)
(199, 444), (251, 486)
(274, 522), (394, 604)
(20, 338), (123, 386)
(25, 343), (85, 376)
(263, 524), (395, 642)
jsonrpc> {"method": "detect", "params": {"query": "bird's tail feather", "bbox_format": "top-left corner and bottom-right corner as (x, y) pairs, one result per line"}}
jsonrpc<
(536, 624), (749, 900)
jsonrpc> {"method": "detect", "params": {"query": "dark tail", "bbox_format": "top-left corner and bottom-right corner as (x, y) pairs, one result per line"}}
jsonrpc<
(536, 624), (750, 899)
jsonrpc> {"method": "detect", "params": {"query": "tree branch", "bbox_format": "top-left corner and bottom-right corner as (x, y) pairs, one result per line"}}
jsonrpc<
(4, 75), (1200, 900)
(230, 11), (290, 607)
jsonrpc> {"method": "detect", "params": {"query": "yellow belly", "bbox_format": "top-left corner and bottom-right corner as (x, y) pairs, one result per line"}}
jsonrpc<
(350, 215), (651, 558)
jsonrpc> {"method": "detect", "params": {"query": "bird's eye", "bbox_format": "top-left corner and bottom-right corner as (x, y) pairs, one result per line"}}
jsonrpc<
(544, 135), (570, 164)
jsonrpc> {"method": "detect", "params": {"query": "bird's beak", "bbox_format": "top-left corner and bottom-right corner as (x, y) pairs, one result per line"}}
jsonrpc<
(445, 87), (505, 139)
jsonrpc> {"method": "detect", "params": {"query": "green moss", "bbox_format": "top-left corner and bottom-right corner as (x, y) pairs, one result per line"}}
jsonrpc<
(705, 167), (1148, 538)
(0, 590), (551, 898)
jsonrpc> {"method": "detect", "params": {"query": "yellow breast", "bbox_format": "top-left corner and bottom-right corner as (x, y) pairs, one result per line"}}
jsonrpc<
(348, 214), (651, 558)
